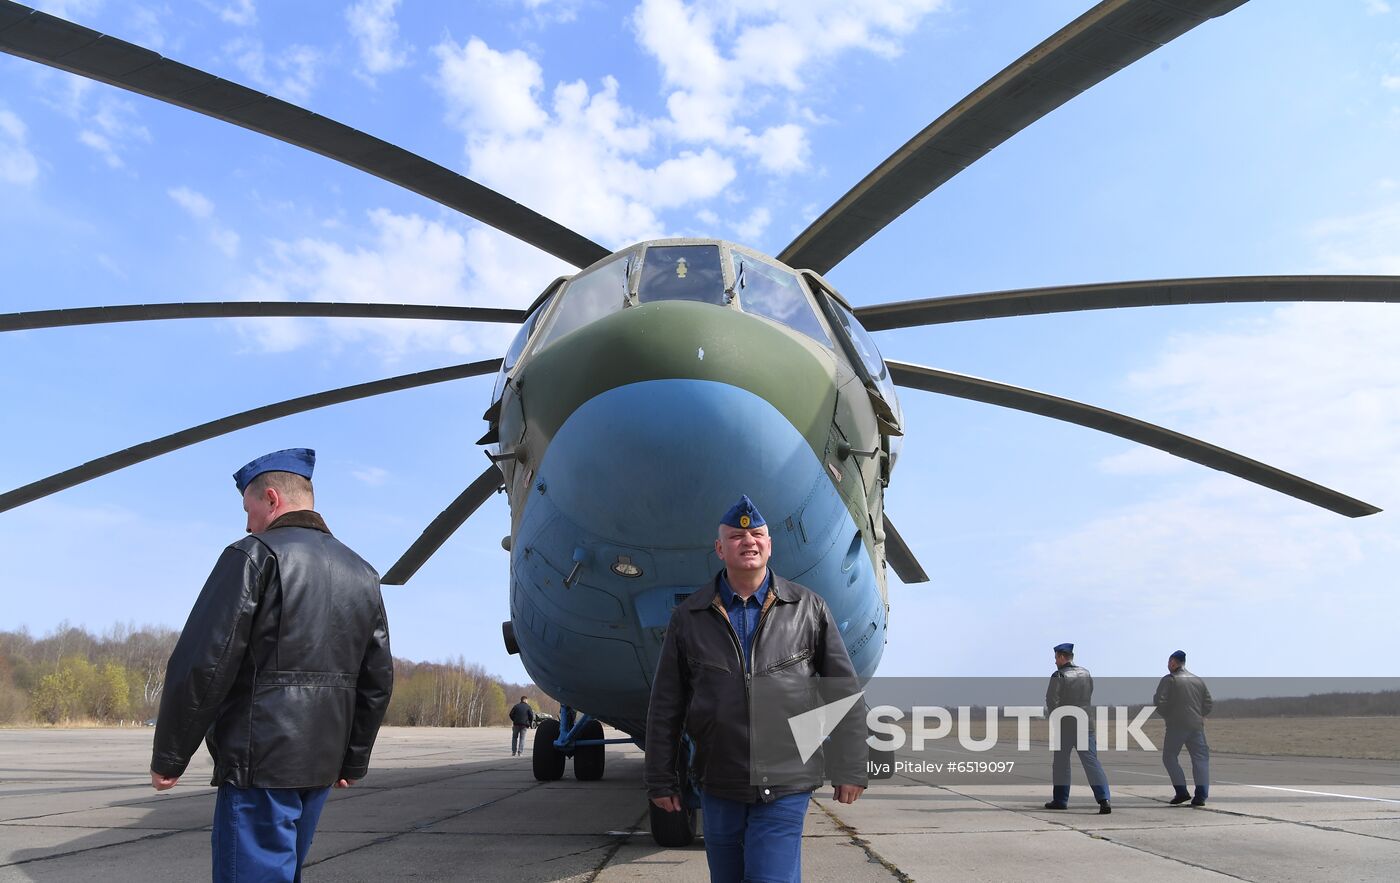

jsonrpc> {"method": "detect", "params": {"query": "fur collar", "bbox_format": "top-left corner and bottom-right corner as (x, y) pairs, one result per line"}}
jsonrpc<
(267, 509), (331, 535)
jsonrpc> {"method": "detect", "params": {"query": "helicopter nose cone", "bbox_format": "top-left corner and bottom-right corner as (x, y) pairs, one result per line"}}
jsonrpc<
(541, 378), (824, 549)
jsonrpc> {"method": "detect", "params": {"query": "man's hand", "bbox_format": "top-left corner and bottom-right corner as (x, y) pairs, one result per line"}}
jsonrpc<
(650, 795), (682, 812)
(833, 784), (865, 804)
(334, 778), (356, 789)
(150, 771), (179, 791)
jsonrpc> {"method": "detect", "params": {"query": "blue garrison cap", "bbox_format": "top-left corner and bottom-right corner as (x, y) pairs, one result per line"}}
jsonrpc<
(233, 448), (315, 493)
(1170, 650), (1186, 663)
(1053, 643), (1074, 655)
(719, 494), (766, 530)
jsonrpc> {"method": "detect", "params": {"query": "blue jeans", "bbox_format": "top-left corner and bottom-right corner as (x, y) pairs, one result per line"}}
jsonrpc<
(1051, 730), (1110, 803)
(700, 790), (811, 883)
(512, 725), (529, 754)
(212, 784), (331, 882)
(1163, 726), (1210, 798)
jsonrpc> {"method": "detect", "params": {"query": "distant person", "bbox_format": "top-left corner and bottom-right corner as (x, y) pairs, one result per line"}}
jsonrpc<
(646, 495), (867, 882)
(1044, 642), (1111, 814)
(1154, 649), (1213, 806)
(150, 448), (394, 882)
(509, 695), (535, 756)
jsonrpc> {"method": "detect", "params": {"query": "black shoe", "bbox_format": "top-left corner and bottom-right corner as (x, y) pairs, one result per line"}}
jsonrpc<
(1169, 793), (1191, 805)
(1098, 800), (1112, 815)
(1191, 797), (1206, 807)
(1043, 801), (1067, 810)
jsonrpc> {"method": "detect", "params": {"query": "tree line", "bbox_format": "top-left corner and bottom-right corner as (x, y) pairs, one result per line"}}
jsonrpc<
(0, 624), (554, 728)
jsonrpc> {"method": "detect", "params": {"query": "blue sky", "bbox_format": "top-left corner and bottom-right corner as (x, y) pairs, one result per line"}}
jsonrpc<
(2, 0), (1399, 681)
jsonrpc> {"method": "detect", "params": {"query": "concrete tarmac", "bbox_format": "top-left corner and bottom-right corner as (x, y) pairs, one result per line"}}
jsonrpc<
(2, 726), (1399, 881)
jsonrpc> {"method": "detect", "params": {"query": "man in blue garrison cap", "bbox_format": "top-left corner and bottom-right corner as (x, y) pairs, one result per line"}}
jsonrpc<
(646, 494), (868, 882)
(1044, 643), (1112, 814)
(1153, 649), (1214, 806)
(150, 448), (394, 881)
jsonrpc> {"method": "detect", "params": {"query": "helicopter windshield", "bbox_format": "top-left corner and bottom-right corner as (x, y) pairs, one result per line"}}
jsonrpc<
(491, 289), (555, 401)
(637, 245), (726, 305)
(735, 256), (831, 346)
(829, 299), (903, 432)
(534, 255), (630, 350)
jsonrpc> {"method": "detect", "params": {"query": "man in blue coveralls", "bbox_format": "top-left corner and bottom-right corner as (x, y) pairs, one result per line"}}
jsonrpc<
(1044, 642), (1112, 814)
(646, 495), (867, 882)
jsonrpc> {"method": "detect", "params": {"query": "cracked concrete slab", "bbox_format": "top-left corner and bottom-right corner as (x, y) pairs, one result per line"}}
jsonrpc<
(3, 726), (1400, 881)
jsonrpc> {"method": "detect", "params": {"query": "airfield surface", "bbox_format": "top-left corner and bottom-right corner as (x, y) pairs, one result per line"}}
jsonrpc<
(2, 726), (1398, 881)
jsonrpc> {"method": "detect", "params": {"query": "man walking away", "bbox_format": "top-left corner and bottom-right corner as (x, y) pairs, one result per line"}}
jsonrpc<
(1044, 642), (1111, 814)
(1155, 649), (1213, 806)
(150, 448), (393, 882)
(510, 695), (535, 756)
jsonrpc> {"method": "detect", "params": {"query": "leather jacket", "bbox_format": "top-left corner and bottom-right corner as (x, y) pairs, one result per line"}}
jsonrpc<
(509, 702), (534, 727)
(151, 511), (393, 788)
(644, 571), (868, 804)
(1153, 668), (1213, 729)
(1046, 662), (1096, 735)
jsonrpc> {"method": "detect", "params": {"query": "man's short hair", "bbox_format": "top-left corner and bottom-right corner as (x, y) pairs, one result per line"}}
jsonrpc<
(246, 470), (313, 504)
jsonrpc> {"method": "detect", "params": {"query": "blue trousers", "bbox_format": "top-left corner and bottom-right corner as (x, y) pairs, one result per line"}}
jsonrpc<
(1051, 730), (1110, 803)
(512, 725), (529, 754)
(1163, 726), (1210, 799)
(700, 790), (811, 883)
(212, 784), (331, 882)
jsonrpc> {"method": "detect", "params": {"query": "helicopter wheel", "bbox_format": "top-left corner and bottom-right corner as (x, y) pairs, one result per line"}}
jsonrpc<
(649, 799), (698, 848)
(532, 719), (566, 781)
(573, 720), (606, 781)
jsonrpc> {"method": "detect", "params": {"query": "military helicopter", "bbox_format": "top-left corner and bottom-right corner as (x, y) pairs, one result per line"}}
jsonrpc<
(3, 0), (1398, 848)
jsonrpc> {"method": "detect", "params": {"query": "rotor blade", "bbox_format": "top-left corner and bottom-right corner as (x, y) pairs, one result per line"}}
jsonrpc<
(0, 2), (609, 269)
(0, 359), (502, 513)
(780, 0), (1247, 275)
(882, 515), (930, 584)
(856, 276), (1400, 331)
(886, 360), (1380, 518)
(1, 302), (527, 333)
(381, 465), (505, 586)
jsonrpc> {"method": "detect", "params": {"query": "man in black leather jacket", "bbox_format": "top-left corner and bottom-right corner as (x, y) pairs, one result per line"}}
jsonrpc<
(646, 495), (867, 882)
(1044, 642), (1111, 814)
(1154, 649), (1213, 806)
(149, 448), (393, 881)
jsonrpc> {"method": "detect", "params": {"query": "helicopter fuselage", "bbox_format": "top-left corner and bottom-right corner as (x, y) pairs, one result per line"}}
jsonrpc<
(485, 239), (903, 739)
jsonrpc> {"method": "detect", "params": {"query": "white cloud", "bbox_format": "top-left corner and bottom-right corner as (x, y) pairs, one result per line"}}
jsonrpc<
(515, 0), (581, 25)
(235, 209), (561, 360)
(168, 186), (240, 257)
(435, 38), (549, 137)
(49, 77), (152, 168)
(125, 6), (167, 50)
(352, 465), (390, 486)
(0, 109), (40, 185)
(347, 0), (409, 78)
(1365, 0), (1391, 14)
(633, 0), (946, 172)
(219, 0), (256, 27)
(30, 1), (103, 19)
(435, 39), (735, 246)
(1383, 74), (1400, 91)
(733, 206), (771, 240)
(169, 186), (215, 219)
(226, 38), (321, 104)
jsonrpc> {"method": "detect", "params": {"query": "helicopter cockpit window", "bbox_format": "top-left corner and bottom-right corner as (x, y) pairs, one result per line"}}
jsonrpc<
(535, 256), (630, 350)
(829, 299), (903, 431)
(491, 291), (554, 402)
(735, 257), (832, 346)
(637, 245), (726, 305)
